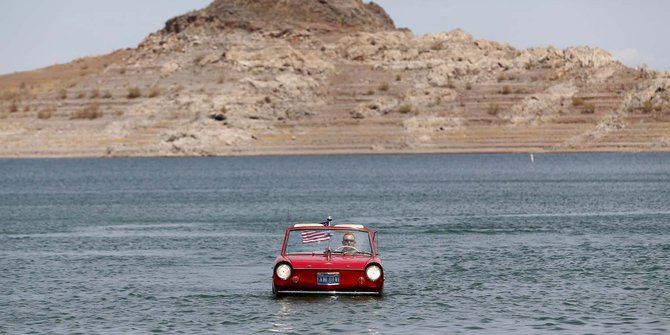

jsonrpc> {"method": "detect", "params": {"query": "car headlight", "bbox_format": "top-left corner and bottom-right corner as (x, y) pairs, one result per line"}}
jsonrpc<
(365, 264), (382, 282)
(275, 263), (292, 280)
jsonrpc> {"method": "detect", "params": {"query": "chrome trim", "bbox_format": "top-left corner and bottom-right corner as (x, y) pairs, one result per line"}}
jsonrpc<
(276, 290), (381, 295)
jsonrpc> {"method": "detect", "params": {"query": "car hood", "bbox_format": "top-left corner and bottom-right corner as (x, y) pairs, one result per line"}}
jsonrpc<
(286, 254), (373, 270)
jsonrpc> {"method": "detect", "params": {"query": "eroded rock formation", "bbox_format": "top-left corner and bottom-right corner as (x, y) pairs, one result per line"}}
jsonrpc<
(1, 0), (668, 157)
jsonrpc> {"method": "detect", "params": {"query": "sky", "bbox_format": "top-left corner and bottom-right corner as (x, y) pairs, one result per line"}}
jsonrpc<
(1, 0), (668, 75)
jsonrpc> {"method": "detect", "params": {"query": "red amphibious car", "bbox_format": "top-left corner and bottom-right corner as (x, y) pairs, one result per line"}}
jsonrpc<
(272, 223), (384, 296)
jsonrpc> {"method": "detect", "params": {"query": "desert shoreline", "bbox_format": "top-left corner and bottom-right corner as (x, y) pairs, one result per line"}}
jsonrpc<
(1, 146), (669, 160)
(2, 1), (669, 161)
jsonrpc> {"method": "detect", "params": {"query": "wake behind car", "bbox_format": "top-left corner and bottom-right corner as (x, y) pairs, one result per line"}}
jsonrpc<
(272, 221), (384, 296)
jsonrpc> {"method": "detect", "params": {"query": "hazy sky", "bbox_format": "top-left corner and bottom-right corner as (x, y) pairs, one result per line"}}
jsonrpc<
(1, 0), (668, 75)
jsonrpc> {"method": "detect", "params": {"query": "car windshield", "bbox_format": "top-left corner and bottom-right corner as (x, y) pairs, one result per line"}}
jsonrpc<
(285, 229), (372, 255)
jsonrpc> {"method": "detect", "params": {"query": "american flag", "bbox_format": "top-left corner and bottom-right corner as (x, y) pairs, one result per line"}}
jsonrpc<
(301, 230), (331, 244)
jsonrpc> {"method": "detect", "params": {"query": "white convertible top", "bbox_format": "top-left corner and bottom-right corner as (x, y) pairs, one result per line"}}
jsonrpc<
(293, 223), (364, 228)
(335, 224), (365, 228)
(293, 223), (323, 227)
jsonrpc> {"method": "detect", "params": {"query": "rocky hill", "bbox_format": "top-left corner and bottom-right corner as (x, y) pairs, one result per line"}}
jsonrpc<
(1, 0), (669, 158)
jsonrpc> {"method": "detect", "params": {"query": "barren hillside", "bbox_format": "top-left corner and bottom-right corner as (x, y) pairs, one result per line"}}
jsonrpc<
(1, 0), (669, 158)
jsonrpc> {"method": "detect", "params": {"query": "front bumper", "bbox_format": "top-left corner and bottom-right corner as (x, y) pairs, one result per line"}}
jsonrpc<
(273, 290), (382, 295)
(273, 269), (383, 295)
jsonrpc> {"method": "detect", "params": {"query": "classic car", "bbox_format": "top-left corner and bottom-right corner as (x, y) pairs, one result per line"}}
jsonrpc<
(272, 222), (384, 296)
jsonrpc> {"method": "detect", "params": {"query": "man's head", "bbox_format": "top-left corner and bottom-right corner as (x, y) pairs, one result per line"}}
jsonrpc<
(342, 233), (356, 246)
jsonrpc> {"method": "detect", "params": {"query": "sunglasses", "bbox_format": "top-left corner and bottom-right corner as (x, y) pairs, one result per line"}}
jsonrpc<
(344, 239), (355, 243)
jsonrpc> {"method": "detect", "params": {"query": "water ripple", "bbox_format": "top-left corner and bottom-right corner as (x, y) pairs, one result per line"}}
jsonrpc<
(1, 154), (669, 334)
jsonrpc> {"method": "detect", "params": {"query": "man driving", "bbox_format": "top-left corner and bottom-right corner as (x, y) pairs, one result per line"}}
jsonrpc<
(337, 233), (358, 254)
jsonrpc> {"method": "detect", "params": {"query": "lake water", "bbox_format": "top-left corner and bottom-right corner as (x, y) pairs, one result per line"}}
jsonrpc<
(1, 154), (669, 334)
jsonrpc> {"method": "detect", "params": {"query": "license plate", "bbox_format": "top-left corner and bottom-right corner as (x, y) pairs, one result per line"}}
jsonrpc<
(317, 272), (340, 286)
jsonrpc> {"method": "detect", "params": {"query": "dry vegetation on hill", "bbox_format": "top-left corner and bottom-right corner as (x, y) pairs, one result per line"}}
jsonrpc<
(1, 0), (669, 158)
